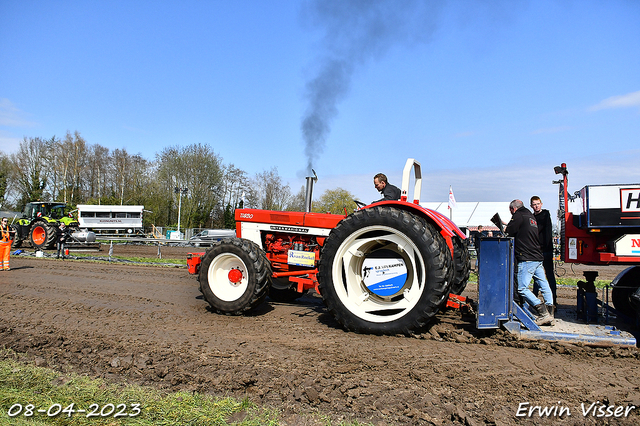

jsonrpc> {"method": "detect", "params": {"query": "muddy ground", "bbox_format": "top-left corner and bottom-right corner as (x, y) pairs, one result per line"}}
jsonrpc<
(1, 243), (639, 425)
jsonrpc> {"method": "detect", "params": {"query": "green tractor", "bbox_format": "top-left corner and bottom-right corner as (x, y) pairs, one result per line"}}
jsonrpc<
(11, 202), (79, 249)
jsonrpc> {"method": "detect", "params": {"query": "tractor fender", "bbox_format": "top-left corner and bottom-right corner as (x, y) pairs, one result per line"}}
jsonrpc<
(364, 201), (466, 253)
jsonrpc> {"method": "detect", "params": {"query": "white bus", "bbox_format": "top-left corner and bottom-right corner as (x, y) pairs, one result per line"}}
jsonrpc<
(77, 205), (144, 233)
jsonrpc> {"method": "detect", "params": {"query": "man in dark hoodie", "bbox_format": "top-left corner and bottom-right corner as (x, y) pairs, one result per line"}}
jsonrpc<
(530, 196), (557, 306)
(505, 199), (554, 325)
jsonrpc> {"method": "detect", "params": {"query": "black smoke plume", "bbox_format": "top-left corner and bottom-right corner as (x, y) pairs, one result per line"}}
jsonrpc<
(300, 0), (441, 173)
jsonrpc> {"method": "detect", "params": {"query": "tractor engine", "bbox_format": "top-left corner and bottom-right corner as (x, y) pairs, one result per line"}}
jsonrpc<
(263, 232), (320, 272)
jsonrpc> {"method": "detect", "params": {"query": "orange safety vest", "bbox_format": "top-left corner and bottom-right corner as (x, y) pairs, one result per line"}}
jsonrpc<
(1, 225), (11, 243)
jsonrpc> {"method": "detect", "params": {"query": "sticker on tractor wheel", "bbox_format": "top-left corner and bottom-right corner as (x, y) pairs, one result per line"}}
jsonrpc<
(361, 250), (407, 297)
(287, 250), (315, 267)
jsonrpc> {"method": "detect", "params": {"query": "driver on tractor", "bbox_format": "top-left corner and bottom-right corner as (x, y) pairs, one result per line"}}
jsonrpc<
(373, 173), (401, 203)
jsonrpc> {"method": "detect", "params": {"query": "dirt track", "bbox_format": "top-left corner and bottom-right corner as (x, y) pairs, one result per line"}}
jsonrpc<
(1, 244), (639, 425)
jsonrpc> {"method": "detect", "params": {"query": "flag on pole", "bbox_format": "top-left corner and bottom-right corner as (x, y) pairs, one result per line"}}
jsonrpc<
(448, 186), (457, 209)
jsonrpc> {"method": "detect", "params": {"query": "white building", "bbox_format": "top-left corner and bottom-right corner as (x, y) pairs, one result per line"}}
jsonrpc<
(420, 201), (511, 235)
(77, 204), (144, 232)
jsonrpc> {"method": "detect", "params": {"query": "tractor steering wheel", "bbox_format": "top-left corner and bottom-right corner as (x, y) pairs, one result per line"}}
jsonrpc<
(353, 199), (367, 209)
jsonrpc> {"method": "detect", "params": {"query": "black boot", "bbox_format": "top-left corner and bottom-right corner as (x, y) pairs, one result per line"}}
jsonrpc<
(547, 304), (555, 319)
(534, 304), (553, 326)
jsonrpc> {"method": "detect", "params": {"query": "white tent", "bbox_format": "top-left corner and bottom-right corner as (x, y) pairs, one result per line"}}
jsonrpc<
(420, 201), (511, 234)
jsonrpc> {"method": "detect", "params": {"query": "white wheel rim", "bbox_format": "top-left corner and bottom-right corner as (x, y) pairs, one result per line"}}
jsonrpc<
(207, 253), (249, 302)
(331, 225), (426, 323)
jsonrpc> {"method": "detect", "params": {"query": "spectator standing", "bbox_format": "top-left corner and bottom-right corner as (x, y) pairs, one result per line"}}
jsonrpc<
(505, 199), (554, 325)
(56, 223), (70, 259)
(0, 217), (14, 271)
(530, 196), (557, 306)
(474, 225), (487, 266)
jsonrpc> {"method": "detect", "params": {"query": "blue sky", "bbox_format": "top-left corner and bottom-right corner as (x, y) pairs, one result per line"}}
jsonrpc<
(1, 0), (639, 224)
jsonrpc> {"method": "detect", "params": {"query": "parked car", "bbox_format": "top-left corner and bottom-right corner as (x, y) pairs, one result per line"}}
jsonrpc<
(189, 229), (236, 247)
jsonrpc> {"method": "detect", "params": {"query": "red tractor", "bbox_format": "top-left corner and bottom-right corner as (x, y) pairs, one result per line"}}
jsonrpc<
(554, 163), (640, 319)
(188, 159), (470, 335)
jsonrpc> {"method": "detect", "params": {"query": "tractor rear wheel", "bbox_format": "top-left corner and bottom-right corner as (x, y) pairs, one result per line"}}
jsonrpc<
(199, 238), (271, 315)
(318, 206), (452, 335)
(449, 236), (471, 295)
(29, 222), (56, 250)
(611, 266), (640, 319)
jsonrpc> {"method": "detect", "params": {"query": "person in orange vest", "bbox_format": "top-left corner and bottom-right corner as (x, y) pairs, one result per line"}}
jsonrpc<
(1, 217), (15, 271)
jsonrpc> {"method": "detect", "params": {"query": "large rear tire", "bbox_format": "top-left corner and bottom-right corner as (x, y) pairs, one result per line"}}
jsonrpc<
(611, 266), (640, 319)
(318, 206), (453, 335)
(449, 236), (471, 295)
(199, 238), (271, 315)
(29, 222), (56, 250)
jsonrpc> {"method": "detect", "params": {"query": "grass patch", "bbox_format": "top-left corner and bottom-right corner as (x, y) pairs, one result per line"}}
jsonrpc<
(0, 352), (373, 426)
(555, 276), (612, 289)
(15, 251), (187, 267)
(71, 252), (187, 266)
(0, 354), (276, 426)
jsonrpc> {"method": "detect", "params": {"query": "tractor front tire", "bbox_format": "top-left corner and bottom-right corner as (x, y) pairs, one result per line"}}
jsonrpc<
(318, 206), (452, 335)
(30, 222), (56, 250)
(199, 238), (271, 315)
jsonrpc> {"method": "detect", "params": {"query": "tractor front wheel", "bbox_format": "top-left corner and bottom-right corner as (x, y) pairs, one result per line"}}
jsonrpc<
(30, 222), (56, 250)
(199, 238), (271, 315)
(318, 206), (452, 335)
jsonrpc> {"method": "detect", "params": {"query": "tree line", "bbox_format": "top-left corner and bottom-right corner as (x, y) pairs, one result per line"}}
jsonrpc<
(0, 132), (357, 229)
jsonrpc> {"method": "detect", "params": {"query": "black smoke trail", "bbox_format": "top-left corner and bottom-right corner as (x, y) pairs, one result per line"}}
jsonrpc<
(300, 0), (442, 173)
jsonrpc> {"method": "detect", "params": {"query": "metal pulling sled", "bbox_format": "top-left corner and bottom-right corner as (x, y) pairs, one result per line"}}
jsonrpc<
(475, 237), (637, 347)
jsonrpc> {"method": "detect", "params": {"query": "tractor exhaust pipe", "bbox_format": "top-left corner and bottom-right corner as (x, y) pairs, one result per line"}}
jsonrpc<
(304, 169), (318, 213)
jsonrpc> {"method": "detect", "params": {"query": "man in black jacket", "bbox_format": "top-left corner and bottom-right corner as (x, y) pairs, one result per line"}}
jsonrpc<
(373, 173), (401, 203)
(505, 199), (553, 325)
(56, 223), (70, 259)
(530, 196), (557, 306)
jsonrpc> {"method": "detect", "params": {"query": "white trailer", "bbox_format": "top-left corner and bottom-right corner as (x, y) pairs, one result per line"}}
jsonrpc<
(77, 205), (144, 233)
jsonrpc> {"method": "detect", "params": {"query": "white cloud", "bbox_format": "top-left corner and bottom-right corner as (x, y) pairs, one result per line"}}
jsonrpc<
(0, 98), (37, 127)
(589, 90), (640, 111)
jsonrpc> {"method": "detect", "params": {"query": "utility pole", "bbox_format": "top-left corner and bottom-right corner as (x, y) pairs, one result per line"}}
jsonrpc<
(175, 187), (188, 234)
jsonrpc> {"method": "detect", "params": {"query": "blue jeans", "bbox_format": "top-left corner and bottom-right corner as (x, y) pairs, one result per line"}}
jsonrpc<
(533, 251), (557, 305)
(517, 261), (553, 308)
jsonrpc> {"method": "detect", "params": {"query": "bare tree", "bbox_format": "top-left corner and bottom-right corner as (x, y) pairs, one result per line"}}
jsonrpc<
(51, 131), (89, 204)
(86, 143), (111, 202)
(10, 136), (53, 209)
(251, 167), (292, 211)
(286, 185), (306, 212)
(222, 164), (252, 208)
(0, 151), (11, 208)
